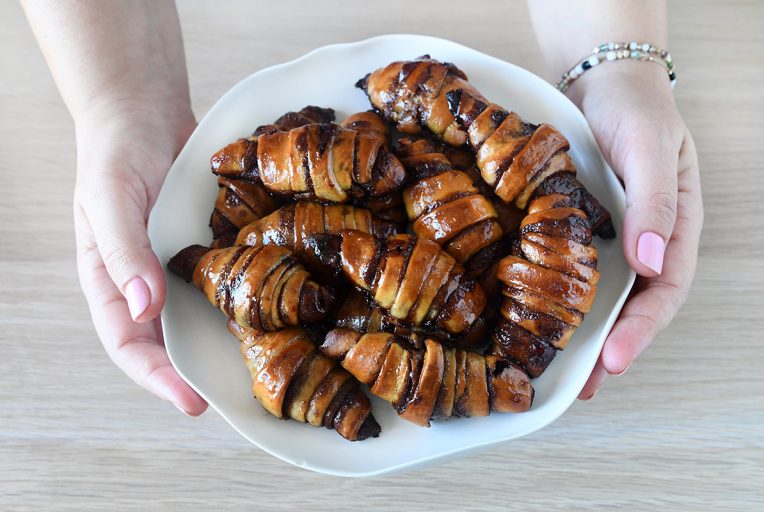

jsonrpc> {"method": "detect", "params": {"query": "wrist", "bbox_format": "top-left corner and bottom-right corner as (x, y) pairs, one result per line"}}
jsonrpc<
(74, 94), (196, 183)
(74, 88), (193, 125)
(567, 58), (675, 111)
(76, 93), (195, 145)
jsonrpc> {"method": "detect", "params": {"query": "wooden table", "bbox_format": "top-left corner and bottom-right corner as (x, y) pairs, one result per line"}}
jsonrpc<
(2, 1), (762, 509)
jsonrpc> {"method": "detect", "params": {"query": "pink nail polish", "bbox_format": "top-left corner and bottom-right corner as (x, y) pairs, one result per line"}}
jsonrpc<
(174, 403), (191, 416)
(637, 232), (665, 274)
(125, 277), (151, 321)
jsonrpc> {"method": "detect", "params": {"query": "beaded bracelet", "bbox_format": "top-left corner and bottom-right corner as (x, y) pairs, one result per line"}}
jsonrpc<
(556, 41), (676, 93)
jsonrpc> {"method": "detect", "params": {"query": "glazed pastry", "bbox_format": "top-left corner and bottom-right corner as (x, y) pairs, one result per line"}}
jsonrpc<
(356, 191), (408, 227)
(441, 143), (476, 171)
(333, 287), (487, 350)
(209, 176), (282, 247)
(339, 111), (408, 226)
(334, 230), (488, 346)
(396, 136), (524, 235)
(397, 138), (505, 273)
(168, 244), (333, 331)
(358, 56), (614, 238)
(211, 123), (406, 203)
(490, 194), (599, 377)
(447, 88), (614, 237)
(252, 105), (336, 137)
(209, 106), (334, 246)
(228, 321), (380, 441)
(340, 110), (391, 146)
(234, 202), (397, 276)
(321, 328), (533, 426)
(356, 54), (486, 146)
(334, 288), (427, 349)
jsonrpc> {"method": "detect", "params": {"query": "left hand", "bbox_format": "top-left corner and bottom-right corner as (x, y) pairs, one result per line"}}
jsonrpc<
(570, 60), (703, 399)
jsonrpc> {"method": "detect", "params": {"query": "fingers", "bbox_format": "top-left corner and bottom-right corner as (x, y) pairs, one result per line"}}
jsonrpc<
(76, 171), (165, 323)
(578, 360), (608, 401)
(620, 129), (682, 278)
(76, 208), (207, 415)
(600, 278), (680, 375)
(600, 136), (703, 377)
(113, 319), (209, 416)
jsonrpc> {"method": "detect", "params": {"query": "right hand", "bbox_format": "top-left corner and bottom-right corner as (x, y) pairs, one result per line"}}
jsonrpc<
(74, 96), (208, 415)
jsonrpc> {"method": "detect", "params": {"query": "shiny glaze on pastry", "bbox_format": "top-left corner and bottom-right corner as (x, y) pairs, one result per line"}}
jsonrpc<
(396, 137), (505, 273)
(228, 321), (380, 441)
(333, 286), (490, 351)
(490, 195), (599, 377)
(340, 110), (391, 146)
(211, 123), (406, 203)
(448, 88), (614, 237)
(234, 202), (397, 276)
(337, 230), (488, 345)
(168, 244), (333, 331)
(358, 56), (614, 238)
(321, 328), (533, 426)
(340, 111), (409, 227)
(356, 54), (485, 146)
(209, 106), (334, 245)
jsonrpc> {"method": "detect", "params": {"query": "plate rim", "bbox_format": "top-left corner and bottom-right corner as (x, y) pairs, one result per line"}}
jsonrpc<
(151, 33), (636, 478)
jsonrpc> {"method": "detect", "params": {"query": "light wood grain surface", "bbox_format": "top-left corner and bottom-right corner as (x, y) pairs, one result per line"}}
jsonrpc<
(2, 1), (763, 510)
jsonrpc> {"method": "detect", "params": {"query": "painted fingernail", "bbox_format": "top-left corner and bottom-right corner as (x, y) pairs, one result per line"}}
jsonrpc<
(125, 277), (151, 321)
(173, 403), (191, 416)
(637, 232), (665, 274)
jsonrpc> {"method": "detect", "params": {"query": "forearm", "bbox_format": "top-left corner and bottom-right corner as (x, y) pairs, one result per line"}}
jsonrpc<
(527, 0), (668, 104)
(21, 0), (190, 123)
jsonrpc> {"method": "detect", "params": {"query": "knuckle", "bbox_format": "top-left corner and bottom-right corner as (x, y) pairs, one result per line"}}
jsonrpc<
(77, 170), (147, 213)
(111, 336), (159, 382)
(658, 286), (687, 321)
(647, 191), (677, 229)
(100, 242), (138, 279)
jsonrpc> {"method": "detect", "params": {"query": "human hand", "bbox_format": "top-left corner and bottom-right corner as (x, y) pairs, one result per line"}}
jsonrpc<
(74, 96), (208, 415)
(570, 61), (703, 399)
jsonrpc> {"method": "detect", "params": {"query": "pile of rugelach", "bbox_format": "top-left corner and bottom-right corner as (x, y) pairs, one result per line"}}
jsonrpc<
(169, 56), (614, 441)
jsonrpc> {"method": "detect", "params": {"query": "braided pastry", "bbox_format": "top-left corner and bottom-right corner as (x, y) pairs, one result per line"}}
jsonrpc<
(228, 321), (380, 441)
(334, 230), (488, 347)
(234, 202), (397, 276)
(396, 138), (505, 273)
(168, 244), (333, 331)
(321, 328), (533, 426)
(211, 123), (406, 203)
(358, 56), (614, 238)
(490, 194), (599, 377)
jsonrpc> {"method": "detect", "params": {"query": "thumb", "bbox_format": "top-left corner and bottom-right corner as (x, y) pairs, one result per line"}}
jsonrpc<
(78, 172), (166, 323)
(620, 136), (679, 277)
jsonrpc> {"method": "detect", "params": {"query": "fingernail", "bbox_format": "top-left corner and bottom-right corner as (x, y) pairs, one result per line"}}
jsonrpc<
(582, 390), (598, 401)
(125, 277), (151, 321)
(615, 363), (632, 377)
(637, 232), (665, 274)
(174, 403), (191, 416)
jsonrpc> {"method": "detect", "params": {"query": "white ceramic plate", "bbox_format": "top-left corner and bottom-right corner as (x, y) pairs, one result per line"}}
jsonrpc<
(148, 34), (635, 477)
